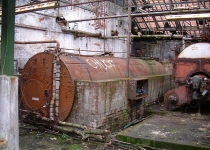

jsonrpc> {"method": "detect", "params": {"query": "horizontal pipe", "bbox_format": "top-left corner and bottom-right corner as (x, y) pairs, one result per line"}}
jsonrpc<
(60, 48), (103, 53)
(60, 48), (127, 53)
(62, 28), (104, 39)
(106, 34), (183, 39)
(10, 1), (58, 16)
(166, 13), (210, 20)
(32, 12), (56, 18)
(15, 40), (60, 50)
(75, 32), (102, 38)
(0, 21), (48, 31)
(62, 28), (183, 39)
(58, 121), (87, 129)
(16, 0), (57, 8)
(62, 28), (101, 36)
(140, 26), (208, 31)
(84, 128), (110, 135)
(67, 8), (210, 23)
(15, 23), (47, 31)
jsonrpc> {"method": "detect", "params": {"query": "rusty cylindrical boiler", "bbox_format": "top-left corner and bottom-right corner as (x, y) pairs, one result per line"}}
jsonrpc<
(164, 43), (210, 110)
(20, 52), (165, 121)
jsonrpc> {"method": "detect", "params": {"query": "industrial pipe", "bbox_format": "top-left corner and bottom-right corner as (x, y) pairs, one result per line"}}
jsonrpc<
(60, 48), (127, 53)
(0, 21), (47, 31)
(107, 34), (183, 39)
(62, 28), (183, 39)
(58, 121), (87, 129)
(15, 23), (47, 31)
(75, 32), (102, 38)
(15, 40), (60, 51)
(62, 28), (102, 38)
(32, 12), (55, 18)
(15, 0), (57, 8)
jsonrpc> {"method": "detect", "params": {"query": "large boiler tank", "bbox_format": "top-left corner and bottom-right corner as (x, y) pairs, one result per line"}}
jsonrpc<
(164, 43), (210, 110)
(20, 52), (165, 121)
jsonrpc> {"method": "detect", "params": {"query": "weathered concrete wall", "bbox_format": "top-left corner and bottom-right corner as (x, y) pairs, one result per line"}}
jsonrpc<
(13, 0), (128, 69)
(133, 40), (182, 60)
(160, 60), (174, 75)
(67, 79), (129, 131)
(145, 74), (175, 105)
(0, 76), (19, 150)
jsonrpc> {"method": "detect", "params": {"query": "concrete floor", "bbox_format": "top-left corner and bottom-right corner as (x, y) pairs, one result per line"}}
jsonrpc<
(117, 109), (210, 150)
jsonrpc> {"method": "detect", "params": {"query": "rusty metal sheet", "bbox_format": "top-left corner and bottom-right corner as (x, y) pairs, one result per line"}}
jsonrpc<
(164, 85), (190, 110)
(59, 60), (75, 121)
(60, 56), (166, 81)
(129, 59), (152, 77)
(164, 43), (210, 110)
(130, 59), (166, 76)
(21, 52), (54, 118)
(21, 53), (75, 121)
(145, 60), (166, 75)
(203, 63), (210, 74)
(174, 62), (197, 83)
(174, 59), (210, 84)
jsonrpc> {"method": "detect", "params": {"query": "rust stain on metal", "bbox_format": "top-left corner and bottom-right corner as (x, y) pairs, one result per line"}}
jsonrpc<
(164, 43), (210, 109)
(21, 53), (74, 121)
(174, 58), (210, 84)
(164, 85), (190, 110)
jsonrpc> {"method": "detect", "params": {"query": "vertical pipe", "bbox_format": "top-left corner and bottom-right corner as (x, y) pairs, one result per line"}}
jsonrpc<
(181, 19), (185, 51)
(126, 0), (131, 77)
(1, 0), (16, 76)
(103, 3), (106, 54)
(182, 38), (185, 51)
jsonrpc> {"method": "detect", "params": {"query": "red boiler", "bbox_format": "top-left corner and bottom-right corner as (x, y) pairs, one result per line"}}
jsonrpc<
(164, 43), (210, 110)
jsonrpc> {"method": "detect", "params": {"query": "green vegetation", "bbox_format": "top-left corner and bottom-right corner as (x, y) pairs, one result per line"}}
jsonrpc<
(68, 144), (79, 150)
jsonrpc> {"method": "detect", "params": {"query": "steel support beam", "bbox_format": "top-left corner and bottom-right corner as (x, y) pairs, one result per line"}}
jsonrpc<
(0, 1), (58, 17)
(166, 13), (210, 20)
(133, 0), (210, 7)
(67, 9), (210, 23)
(1, 0), (16, 76)
(140, 27), (209, 31)
(107, 34), (183, 39)
(126, 0), (131, 78)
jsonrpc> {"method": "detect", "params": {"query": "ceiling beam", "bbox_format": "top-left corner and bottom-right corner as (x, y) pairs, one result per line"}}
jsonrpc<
(67, 8), (210, 23)
(165, 13), (210, 20)
(134, 0), (210, 7)
(0, 1), (58, 17)
(140, 26), (210, 32)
